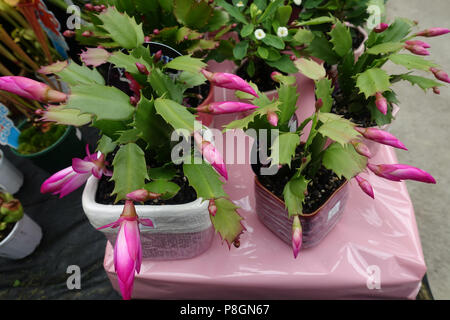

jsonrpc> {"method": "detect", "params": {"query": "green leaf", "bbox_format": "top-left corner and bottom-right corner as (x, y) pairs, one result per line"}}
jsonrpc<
(315, 78), (333, 113)
(328, 21), (352, 57)
(296, 16), (335, 26)
(164, 55), (207, 74)
(111, 143), (148, 203)
(148, 69), (183, 103)
(270, 132), (300, 166)
(292, 28), (314, 45)
(376, 18), (412, 43)
(92, 119), (129, 140)
(283, 176), (309, 217)
(368, 99), (393, 127)
(178, 71), (207, 89)
(389, 54), (438, 71)
(98, 7), (144, 49)
(207, 8), (230, 31)
(214, 0), (247, 24)
(66, 84), (134, 121)
(148, 165), (177, 180)
(144, 180), (180, 200)
(276, 5), (292, 26)
(134, 96), (171, 149)
(317, 113), (359, 145)
(108, 51), (151, 78)
(322, 143), (367, 180)
(258, 0), (284, 23)
(278, 84), (299, 125)
(233, 41), (249, 60)
(355, 68), (391, 98)
(115, 128), (141, 144)
(367, 42), (404, 55)
(294, 58), (326, 81)
(266, 55), (298, 74)
(183, 159), (227, 199)
(257, 46), (269, 59)
(307, 34), (339, 65)
(55, 61), (105, 86)
(210, 198), (244, 246)
(173, 0), (214, 29)
(153, 98), (199, 135)
(241, 23), (254, 37)
(262, 34), (285, 50)
(398, 74), (444, 91)
(96, 135), (117, 155)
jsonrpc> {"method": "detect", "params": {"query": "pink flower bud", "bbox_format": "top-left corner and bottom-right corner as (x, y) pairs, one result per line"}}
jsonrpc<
(368, 163), (436, 184)
(135, 62), (149, 75)
(290, 55), (296, 61)
(430, 67), (450, 84)
(84, 3), (94, 11)
(126, 189), (161, 202)
(153, 50), (162, 62)
(374, 23), (389, 33)
(405, 40), (431, 48)
(433, 87), (440, 94)
(0, 76), (66, 103)
(292, 215), (302, 259)
(208, 199), (217, 217)
(194, 132), (228, 180)
(196, 101), (258, 114)
(416, 28), (450, 37)
(82, 30), (93, 37)
(130, 96), (138, 106)
(271, 71), (282, 83)
(63, 30), (75, 38)
(355, 127), (408, 150)
(355, 175), (374, 199)
(144, 36), (151, 43)
(201, 69), (259, 98)
(94, 5), (102, 12)
(351, 140), (372, 158)
(153, 29), (160, 35)
(375, 92), (388, 115)
(267, 111), (278, 126)
(315, 98), (323, 112)
(404, 44), (430, 56)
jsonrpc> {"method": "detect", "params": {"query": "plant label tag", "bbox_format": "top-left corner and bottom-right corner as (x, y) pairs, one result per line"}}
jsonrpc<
(327, 201), (341, 222)
(0, 104), (20, 149)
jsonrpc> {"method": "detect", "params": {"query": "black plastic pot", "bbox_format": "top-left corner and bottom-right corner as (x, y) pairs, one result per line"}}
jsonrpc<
(10, 121), (85, 173)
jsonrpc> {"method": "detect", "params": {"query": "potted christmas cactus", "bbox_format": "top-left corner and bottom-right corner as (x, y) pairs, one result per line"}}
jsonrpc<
(0, 191), (42, 259)
(223, 68), (436, 257)
(13, 6), (263, 300)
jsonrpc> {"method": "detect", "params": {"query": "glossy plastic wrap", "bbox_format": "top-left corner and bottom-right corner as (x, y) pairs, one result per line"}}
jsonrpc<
(103, 74), (426, 299)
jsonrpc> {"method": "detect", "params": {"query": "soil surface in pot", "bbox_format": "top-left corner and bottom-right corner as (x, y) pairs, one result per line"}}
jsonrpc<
(0, 222), (15, 243)
(96, 152), (197, 206)
(331, 88), (377, 127)
(236, 59), (280, 93)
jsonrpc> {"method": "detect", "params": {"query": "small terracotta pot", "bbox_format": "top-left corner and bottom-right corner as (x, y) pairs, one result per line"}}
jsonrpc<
(254, 176), (350, 249)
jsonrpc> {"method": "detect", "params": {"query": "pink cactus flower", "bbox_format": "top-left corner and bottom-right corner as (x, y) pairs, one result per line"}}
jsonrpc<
(97, 201), (154, 300)
(430, 67), (450, 84)
(416, 28), (450, 37)
(208, 199), (217, 217)
(355, 175), (374, 199)
(375, 92), (388, 115)
(196, 101), (258, 114)
(201, 69), (259, 98)
(404, 44), (430, 56)
(292, 215), (302, 259)
(374, 23), (389, 33)
(40, 145), (111, 198)
(267, 111), (279, 126)
(194, 132), (228, 180)
(351, 140), (372, 158)
(405, 40), (431, 48)
(368, 163), (436, 184)
(126, 189), (161, 202)
(0, 76), (67, 103)
(355, 127), (408, 151)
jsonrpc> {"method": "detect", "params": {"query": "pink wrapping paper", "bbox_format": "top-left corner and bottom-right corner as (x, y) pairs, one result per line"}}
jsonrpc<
(103, 69), (426, 299)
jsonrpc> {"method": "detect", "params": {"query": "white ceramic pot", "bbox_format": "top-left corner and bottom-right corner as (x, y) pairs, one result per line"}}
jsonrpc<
(0, 213), (42, 259)
(0, 149), (24, 194)
(82, 176), (215, 260)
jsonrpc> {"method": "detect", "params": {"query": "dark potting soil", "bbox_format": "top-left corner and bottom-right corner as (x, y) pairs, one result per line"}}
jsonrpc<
(331, 89), (377, 128)
(236, 59), (280, 93)
(257, 166), (345, 214)
(0, 222), (15, 243)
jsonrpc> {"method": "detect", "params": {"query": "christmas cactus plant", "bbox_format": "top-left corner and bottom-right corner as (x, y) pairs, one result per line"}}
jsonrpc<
(0, 6), (258, 299)
(298, 17), (449, 126)
(223, 66), (436, 258)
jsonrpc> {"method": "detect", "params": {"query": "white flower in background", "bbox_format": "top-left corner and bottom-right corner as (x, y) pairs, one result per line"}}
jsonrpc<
(254, 29), (266, 40)
(236, 1), (244, 7)
(293, 0), (302, 6)
(277, 27), (288, 38)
